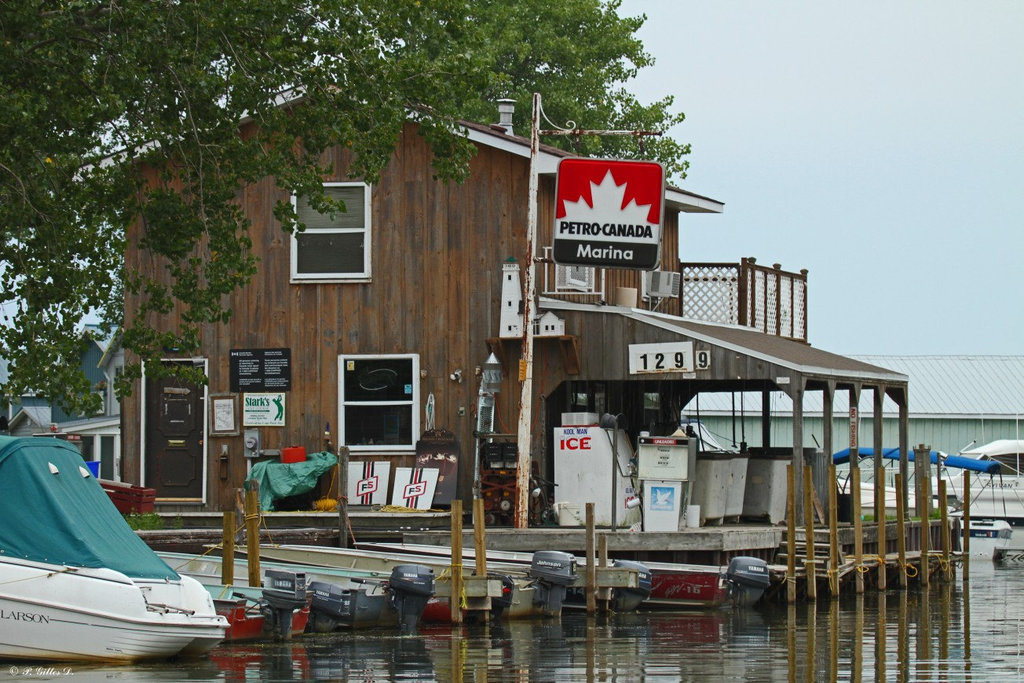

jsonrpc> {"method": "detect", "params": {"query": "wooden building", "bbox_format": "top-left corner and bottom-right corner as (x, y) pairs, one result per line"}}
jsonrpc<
(122, 110), (910, 522)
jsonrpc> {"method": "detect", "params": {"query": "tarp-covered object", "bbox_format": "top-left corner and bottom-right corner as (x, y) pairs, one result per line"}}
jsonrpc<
(833, 447), (1001, 475)
(0, 435), (178, 580)
(247, 451), (338, 511)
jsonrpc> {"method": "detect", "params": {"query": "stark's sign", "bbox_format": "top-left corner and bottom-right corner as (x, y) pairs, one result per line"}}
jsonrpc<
(552, 157), (665, 270)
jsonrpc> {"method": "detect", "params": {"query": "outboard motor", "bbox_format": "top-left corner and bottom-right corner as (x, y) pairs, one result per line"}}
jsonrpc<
(308, 580), (385, 632)
(725, 556), (770, 607)
(528, 551), (578, 617)
(489, 573), (516, 619)
(610, 560), (653, 612)
(387, 564), (435, 633)
(261, 569), (309, 640)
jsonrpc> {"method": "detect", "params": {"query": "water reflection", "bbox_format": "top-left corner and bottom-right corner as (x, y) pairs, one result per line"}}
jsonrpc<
(5, 561), (1024, 681)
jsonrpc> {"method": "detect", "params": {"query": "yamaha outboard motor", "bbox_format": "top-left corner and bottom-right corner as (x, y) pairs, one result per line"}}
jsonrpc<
(261, 569), (309, 640)
(610, 560), (653, 612)
(489, 573), (516, 619)
(387, 564), (435, 633)
(725, 556), (770, 607)
(528, 551), (578, 617)
(308, 580), (386, 632)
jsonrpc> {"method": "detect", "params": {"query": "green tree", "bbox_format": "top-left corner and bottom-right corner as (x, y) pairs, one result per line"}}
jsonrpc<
(464, 0), (689, 180)
(0, 0), (687, 414)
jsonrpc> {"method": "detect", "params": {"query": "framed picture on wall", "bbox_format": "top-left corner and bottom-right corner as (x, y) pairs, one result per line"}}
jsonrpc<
(210, 393), (240, 436)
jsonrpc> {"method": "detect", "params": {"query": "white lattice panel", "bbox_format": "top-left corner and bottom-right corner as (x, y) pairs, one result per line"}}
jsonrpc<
(680, 266), (739, 324)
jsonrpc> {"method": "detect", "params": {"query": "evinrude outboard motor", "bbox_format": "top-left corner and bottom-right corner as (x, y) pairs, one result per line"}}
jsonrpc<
(387, 564), (435, 633)
(308, 580), (386, 632)
(528, 551), (578, 617)
(489, 573), (515, 619)
(725, 556), (770, 607)
(261, 569), (309, 640)
(610, 560), (653, 612)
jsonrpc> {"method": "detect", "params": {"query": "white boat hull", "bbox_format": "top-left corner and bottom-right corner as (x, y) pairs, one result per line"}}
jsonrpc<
(0, 558), (227, 662)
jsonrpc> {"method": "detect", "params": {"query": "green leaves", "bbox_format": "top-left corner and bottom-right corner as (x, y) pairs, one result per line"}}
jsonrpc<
(0, 0), (689, 413)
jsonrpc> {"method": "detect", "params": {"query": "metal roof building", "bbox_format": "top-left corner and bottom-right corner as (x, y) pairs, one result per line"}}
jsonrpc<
(682, 355), (1024, 455)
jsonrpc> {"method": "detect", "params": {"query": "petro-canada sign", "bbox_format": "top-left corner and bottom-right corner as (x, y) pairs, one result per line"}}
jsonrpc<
(552, 157), (665, 270)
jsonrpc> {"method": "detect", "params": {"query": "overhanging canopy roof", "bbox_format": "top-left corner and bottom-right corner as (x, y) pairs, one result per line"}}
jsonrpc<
(542, 299), (909, 390)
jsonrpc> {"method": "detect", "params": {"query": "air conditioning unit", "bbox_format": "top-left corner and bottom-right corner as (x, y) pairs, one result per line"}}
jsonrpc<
(645, 270), (681, 298)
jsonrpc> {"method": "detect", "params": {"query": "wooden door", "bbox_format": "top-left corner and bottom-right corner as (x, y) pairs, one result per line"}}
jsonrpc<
(145, 362), (205, 501)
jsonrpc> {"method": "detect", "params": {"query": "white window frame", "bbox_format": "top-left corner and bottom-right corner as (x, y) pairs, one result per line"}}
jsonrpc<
(338, 353), (420, 454)
(290, 181), (372, 282)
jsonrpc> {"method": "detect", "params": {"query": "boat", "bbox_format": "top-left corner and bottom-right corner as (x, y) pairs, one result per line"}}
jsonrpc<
(833, 447), (1002, 518)
(948, 440), (1024, 524)
(245, 544), (579, 619)
(205, 581), (311, 642)
(358, 542), (769, 610)
(0, 436), (228, 662)
(993, 546), (1024, 564)
(953, 517), (1013, 559)
(157, 550), (432, 632)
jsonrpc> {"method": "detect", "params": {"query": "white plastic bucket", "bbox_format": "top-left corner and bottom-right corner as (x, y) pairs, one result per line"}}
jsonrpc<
(556, 502), (584, 527)
(686, 504), (701, 528)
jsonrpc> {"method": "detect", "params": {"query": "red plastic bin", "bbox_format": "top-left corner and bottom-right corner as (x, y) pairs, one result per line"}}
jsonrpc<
(281, 446), (307, 464)
(101, 480), (156, 514)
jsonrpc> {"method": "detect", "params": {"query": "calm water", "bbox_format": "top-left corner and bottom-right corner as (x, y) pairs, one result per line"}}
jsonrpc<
(4, 558), (1024, 682)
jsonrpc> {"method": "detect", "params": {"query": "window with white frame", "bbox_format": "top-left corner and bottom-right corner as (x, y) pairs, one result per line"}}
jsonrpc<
(291, 182), (371, 281)
(339, 354), (419, 452)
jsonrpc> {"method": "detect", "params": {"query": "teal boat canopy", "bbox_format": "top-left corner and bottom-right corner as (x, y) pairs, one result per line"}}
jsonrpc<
(0, 435), (178, 581)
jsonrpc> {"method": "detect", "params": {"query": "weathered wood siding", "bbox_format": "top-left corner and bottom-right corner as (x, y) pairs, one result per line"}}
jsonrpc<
(123, 122), (686, 511)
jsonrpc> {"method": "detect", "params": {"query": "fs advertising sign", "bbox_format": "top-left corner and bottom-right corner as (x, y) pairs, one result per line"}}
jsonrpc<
(552, 157), (665, 270)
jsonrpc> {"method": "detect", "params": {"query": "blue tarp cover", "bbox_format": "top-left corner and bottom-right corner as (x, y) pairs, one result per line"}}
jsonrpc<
(832, 447), (1001, 475)
(247, 451), (338, 511)
(0, 435), (178, 580)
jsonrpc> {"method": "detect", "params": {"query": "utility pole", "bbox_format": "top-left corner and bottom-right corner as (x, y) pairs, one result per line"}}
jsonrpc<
(513, 93), (662, 529)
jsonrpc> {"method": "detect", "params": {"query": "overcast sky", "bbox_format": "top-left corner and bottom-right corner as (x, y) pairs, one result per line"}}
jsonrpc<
(617, 1), (1024, 356)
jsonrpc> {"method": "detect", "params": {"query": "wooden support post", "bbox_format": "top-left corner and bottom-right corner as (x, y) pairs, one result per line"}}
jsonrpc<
(786, 464), (797, 603)
(598, 534), (611, 607)
(803, 466), (817, 601)
(852, 467), (864, 594)
(962, 471), (971, 582)
(243, 482), (261, 587)
(586, 503), (596, 614)
(474, 498), (488, 577)
(337, 446), (351, 548)
(450, 499), (464, 624)
(828, 463), (839, 599)
(876, 469), (887, 592)
(916, 445), (931, 588)
(939, 479), (951, 583)
(471, 498), (490, 623)
(895, 473), (907, 589)
(222, 508), (235, 587)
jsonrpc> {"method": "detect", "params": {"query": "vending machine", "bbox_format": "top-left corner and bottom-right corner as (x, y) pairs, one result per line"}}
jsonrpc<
(553, 424), (635, 527)
(636, 434), (694, 531)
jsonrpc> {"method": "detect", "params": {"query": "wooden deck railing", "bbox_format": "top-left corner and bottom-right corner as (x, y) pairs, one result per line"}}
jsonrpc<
(680, 258), (808, 342)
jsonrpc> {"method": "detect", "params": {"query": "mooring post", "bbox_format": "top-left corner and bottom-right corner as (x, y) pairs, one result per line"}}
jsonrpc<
(243, 481), (260, 587)
(962, 471), (971, 582)
(828, 463), (840, 599)
(786, 464), (796, 603)
(939, 479), (951, 582)
(895, 473), (907, 589)
(803, 466), (817, 601)
(916, 444), (931, 587)
(222, 507), (235, 587)
(450, 498), (464, 624)
(852, 467), (864, 594)
(337, 446), (351, 548)
(876, 469), (887, 592)
(586, 503), (597, 614)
